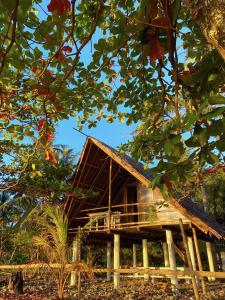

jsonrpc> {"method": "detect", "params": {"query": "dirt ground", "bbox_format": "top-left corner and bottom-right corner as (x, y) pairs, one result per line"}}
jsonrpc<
(1, 277), (225, 300)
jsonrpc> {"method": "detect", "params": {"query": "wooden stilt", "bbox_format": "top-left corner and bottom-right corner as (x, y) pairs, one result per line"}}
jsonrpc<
(114, 234), (120, 289)
(192, 228), (207, 295)
(163, 242), (169, 268)
(221, 251), (225, 271)
(70, 238), (78, 286)
(108, 158), (112, 231)
(107, 241), (111, 281)
(179, 219), (199, 300)
(87, 246), (92, 267)
(166, 230), (178, 290)
(206, 241), (216, 281)
(133, 244), (138, 278)
(142, 239), (149, 280)
(187, 237), (200, 287)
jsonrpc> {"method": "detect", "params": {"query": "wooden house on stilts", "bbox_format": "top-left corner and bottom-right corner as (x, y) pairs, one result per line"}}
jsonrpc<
(64, 137), (225, 293)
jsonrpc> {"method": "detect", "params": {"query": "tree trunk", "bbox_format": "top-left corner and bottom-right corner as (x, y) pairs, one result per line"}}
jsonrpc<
(185, 0), (225, 61)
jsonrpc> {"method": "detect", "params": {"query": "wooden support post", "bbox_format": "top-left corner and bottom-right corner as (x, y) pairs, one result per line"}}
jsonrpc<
(188, 237), (200, 287)
(206, 241), (215, 281)
(107, 241), (111, 282)
(166, 230), (178, 290)
(221, 251), (225, 271)
(192, 228), (207, 295)
(70, 238), (78, 286)
(133, 244), (138, 278)
(179, 219), (199, 300)
(108, 158), (112, 231)
(142, 239), (149, 280)
(114, 234), (120, 289)
(87, 246), (92, 267)
(163, 242), (169, 268)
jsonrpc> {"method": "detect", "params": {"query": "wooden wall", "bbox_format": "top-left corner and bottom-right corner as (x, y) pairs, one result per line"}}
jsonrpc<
(137, 183), (188, 224)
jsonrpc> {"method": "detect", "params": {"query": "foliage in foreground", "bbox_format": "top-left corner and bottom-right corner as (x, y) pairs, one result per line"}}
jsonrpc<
(0, 0), (224, 193)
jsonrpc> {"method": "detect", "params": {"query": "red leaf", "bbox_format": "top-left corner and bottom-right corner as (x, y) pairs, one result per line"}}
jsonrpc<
(54, 51), (65, 62)
(38, 85), (50, 96)
(8, 115), (14, 120)
(109, 60), (114, 68)
(32, 66), (38, 73)
(45, 131), (54, 142)
(180, 67), (198, 79)
(49, 95), (57, 102)
(150, 39), (165, 64)
(37, 119), (46, 131)
(149, 0), (158, 19)
(47, 0), (71, 16)
(46, 33), (52, 42)
(62, 45), (72, 53)
(162, 174), (173, 191)
(55, 104), (63, 111)
(48, 150), (57, 164)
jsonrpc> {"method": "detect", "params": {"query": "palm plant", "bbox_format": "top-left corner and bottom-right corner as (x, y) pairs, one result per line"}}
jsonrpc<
(33, 205), (69, 300)
(33, 205), (95, 300)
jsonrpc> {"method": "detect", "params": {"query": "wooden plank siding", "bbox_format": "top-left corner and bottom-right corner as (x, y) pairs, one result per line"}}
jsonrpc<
(137, 183), (188, 224)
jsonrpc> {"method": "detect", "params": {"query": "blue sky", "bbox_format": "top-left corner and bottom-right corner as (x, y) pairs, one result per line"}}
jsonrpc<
(55, 118), (136, 154)
(35, 1), (136, 154)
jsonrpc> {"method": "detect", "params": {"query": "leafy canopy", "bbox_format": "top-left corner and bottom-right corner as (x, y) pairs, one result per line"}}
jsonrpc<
(0, 0), (224, 192)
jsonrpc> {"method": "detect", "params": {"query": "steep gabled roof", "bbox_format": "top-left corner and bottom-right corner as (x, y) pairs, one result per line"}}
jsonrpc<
(65, 136), (225, 239)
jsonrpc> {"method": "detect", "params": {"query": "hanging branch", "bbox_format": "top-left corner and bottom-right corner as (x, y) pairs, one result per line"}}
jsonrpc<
(0, 0), (20, 74)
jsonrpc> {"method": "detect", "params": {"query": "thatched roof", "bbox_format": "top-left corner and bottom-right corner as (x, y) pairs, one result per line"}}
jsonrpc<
(65, 136), (225, 240)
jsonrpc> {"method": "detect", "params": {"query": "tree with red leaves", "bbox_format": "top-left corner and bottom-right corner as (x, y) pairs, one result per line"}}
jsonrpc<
(0, 0), (224, 195)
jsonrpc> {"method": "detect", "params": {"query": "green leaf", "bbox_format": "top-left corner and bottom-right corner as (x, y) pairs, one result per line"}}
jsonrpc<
(208, 94), (225, 105)
(216, 138), (225, 152)
(171, 0), (181, 24)
(198, 128), (208, 146)
(164, 140), (173, 155)
(203, 107), (225, 120)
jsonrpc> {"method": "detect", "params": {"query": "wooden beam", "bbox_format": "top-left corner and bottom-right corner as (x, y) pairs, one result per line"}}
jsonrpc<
(174, 242), (186, 263)
(206, 241), (216, 280)
(70, 237), (79, 286)
(192, 227), (207, 295)
(114, 234), (120, 289)
(179, 219), (200, 300)
(163, 242), (169, 267)
(96, 165), (122, 207)
(108, 158), (112, 231)
(107, 241), (112, 281)
(188, 236), (200, 287)
(166, 229), (178, 290)
(142, 239), (149, 280)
